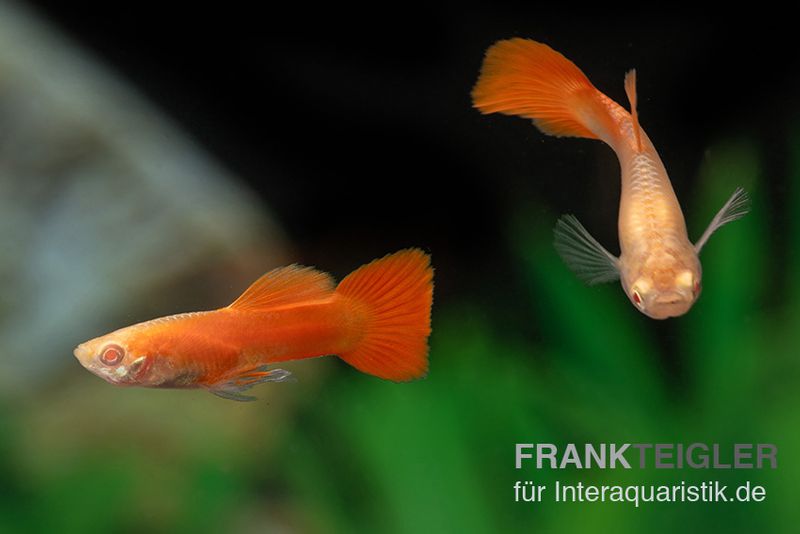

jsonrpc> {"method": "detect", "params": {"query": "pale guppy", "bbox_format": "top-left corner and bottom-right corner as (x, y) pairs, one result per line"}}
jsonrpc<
(473, 38), (748, 319)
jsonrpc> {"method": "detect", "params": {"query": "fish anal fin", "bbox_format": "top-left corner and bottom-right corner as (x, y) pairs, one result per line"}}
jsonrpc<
(553, 214), (620, 285)
(207, 366), (293, 402)
(624, 69), (642, 151)
(229, 265), (334, 311)
(694, 187), (750, 253)
(209, 389), (257, 402)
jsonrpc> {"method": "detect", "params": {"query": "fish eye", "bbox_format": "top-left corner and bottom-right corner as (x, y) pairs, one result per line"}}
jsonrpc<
(631, 289), (645, 309)
(693, 280), (702, 296)
(100, 343), (125, 366)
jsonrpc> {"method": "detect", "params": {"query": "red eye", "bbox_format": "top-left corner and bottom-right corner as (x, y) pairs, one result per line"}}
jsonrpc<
(100, 344), (124, 366)
(693, 280), (702, 295)
(632, 290), (642, 305)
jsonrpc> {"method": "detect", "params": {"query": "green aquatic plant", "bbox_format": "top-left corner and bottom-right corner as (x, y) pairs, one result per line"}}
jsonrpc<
(1, 137), (798, 534)
(277, 138), (798, 534)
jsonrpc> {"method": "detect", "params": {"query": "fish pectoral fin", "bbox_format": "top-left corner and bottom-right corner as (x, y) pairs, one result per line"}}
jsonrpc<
(207, 366), (293, 402)
(553, 214), (620, 285)
(694, 187), (750, 253)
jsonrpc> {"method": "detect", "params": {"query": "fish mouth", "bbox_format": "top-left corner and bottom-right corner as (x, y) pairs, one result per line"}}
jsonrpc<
(654, 292), (686, 306)
(646, 292), (693, 319)
(73, 343), (91, 362)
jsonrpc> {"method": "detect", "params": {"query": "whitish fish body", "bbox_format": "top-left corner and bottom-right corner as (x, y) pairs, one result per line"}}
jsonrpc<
(473, 38), (748, 318)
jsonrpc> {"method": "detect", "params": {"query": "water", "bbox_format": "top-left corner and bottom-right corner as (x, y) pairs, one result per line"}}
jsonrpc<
(1, 4), (798, 533)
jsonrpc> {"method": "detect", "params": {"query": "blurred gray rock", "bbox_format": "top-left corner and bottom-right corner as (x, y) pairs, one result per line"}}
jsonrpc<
(0, 1), (288, 394)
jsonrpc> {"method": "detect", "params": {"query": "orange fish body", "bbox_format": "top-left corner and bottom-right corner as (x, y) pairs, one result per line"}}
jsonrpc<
(472, 38), (748, 319)
(74, 249), (433, 400)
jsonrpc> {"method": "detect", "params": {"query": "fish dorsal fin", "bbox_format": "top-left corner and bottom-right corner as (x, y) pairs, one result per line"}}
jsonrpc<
(554, 214), (621, 285)
(694, 187), (750, 253)
(228, 265), (335, 311)
(624, 69), (643, 152)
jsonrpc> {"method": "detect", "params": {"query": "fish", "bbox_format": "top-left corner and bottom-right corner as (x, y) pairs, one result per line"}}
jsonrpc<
(472, 38), (749, 319)
(74, 248), (433, 400)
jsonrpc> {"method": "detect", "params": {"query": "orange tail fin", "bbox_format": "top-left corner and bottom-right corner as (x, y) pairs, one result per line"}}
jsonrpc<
(335, 249), (433, 381)
(472, 38), (617, 142)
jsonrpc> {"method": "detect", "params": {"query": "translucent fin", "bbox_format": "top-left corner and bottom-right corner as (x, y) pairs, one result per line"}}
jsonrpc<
(209, 388), (259, 402)
(624, 69), (642, 151)
(228, 265), (334, 311)
(207, 366), (293, 402)
(553, 214), (620, 285)
(694, 187), (750, 253)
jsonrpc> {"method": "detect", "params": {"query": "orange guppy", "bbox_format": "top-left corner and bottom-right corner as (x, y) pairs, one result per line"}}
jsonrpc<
(74, 249), (433, 401)
(472, 39), (749, 319)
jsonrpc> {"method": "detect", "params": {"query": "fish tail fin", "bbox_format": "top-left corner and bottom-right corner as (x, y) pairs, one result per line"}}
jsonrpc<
(335, 249), (433, 381)
(472, 38), (618, 143)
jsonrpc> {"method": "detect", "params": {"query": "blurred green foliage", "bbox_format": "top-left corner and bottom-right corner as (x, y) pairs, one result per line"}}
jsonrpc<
(2, 134), (798, 533)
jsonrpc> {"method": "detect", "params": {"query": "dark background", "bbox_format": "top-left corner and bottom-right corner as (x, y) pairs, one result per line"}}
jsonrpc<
(20, 3), (800, 362)
(6, 5), (800, 533)
(22, 5), (798, 277)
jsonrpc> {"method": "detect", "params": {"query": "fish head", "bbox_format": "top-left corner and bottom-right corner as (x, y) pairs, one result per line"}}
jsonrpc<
(624, 267), (702, 320)
(73, 326), (154, 386)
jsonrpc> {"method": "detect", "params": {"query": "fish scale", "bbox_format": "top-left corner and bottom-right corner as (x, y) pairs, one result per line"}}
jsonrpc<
(473, 37), (749, 318)
(74, 249), (434, 399)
